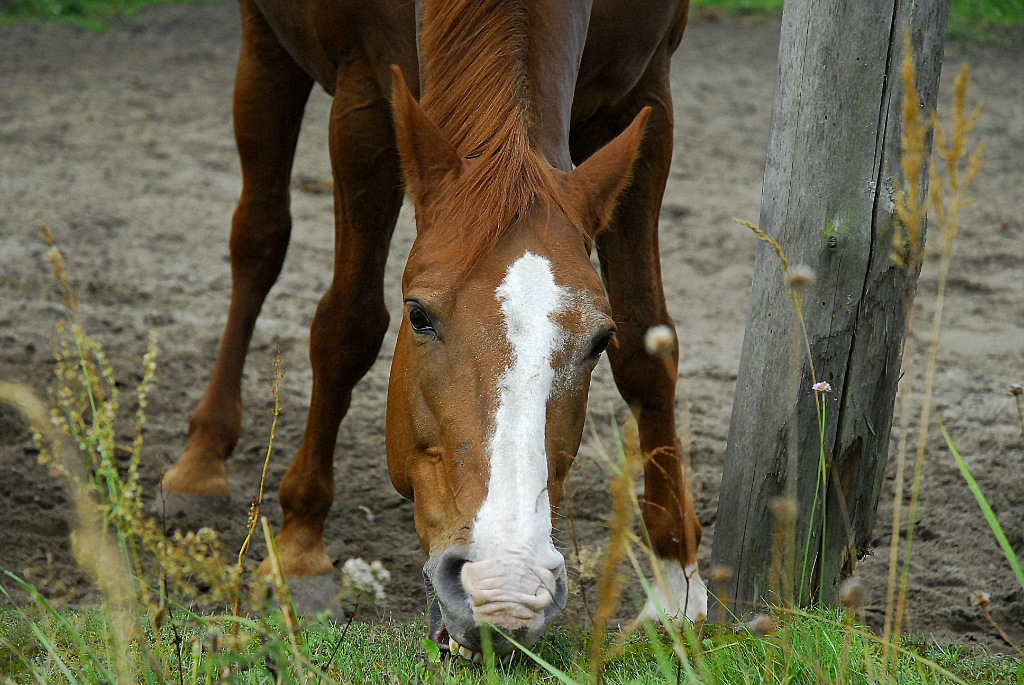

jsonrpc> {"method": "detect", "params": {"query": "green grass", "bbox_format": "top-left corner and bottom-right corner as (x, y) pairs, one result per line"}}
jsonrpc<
(0, 0), (213, 31)
(692, 0), (785, 15)
(2, 0), (1022, 38)
(943, 0), (1024, 41)
(693, 0), (1024, 25)
(692, 0), (1024, 43)
(2, 604), (1021, 685)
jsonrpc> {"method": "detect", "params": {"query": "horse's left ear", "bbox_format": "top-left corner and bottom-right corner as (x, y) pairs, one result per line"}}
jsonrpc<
(391, 65), (462, 203)
(563, 107), (651, 238)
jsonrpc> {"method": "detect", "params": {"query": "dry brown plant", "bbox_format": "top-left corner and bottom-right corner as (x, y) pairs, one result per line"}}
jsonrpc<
(586, 416), (642, 681)
(1010, 383), (1024, 443)
(884, 33), (984, 680)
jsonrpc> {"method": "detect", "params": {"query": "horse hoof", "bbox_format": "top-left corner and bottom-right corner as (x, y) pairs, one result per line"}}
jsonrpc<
(152, 487), (236, 521)
(279, 574), (343, 620)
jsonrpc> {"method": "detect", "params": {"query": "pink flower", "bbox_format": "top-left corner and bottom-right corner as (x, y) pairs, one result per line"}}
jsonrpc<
(812, 381), (832, 392)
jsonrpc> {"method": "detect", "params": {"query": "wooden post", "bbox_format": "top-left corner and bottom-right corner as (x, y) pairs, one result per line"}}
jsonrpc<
(710, 0), (950, 612)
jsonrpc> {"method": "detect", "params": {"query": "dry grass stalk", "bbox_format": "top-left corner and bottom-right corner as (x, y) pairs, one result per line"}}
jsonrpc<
(769, 497), (797, 607)
(883, 47), (937, 646)
(882, 31), (934, 668)
(709, 565), (733, 625)
(734, 218), (820, 390)
(890, 35), (929, 272)
(1010, 384), (1024, 443)
(260, 516), (311, 685)
(234, 348), (285, 624)
(587, 417), (642, 681)
(18, 230), (274, 682)
(884, 35), (984, 679)
(40, 223), (78, 311)
(734, 218), (828, 607)
(562, 472), (597, 629)
(14, 229), (400, 682)
(971, 590), (1023, 655)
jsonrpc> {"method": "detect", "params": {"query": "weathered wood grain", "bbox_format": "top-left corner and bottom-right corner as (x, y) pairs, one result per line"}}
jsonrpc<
(711, 0), (950, 612)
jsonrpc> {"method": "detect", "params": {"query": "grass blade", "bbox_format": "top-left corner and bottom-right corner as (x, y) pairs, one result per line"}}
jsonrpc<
(495, 630), (580, 685)
(0, 629), (61, 685)
(23, 621), (80, 685)
(941, 420), (1024, 592)
(2, 570), (116, 683)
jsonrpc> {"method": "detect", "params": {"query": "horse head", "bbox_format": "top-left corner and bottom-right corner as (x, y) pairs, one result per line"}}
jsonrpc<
(386, 68), (649, 656)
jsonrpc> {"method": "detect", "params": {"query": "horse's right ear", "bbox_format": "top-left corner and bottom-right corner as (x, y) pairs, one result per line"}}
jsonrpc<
(563, 107), (650, 239)
(391, 66), (461, 202)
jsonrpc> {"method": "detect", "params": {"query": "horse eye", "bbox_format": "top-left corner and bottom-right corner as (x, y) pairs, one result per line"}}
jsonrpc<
(590, 330), (615, 359)
(407, 303), (435, 336)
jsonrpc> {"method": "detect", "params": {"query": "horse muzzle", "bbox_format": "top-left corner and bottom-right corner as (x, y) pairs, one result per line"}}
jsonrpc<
(423, 545), (567, 656)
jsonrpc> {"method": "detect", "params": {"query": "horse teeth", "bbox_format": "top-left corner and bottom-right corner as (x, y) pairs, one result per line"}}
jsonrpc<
(449, 639), (484, 664)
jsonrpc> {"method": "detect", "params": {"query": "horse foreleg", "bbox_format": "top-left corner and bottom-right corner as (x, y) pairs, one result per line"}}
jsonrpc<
(581, 63), (707, 624)
(161, 4), (314, 501)
(259, 70), (402, 583)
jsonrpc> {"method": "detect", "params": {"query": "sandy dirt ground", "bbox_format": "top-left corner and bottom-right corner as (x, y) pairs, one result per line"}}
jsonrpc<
(1, 2), (1022, 654)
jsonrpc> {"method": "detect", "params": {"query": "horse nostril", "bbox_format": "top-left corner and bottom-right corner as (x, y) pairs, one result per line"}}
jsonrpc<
(423, 545), (476, 645)
(552, 561), (568, 608)
(436, 545), (471, 584)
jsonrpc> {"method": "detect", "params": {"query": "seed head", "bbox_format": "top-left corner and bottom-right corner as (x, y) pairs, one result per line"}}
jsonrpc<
(788, 264), (815, 289)
(746, 614), (777, 638)
(838, 577), (868, 611)
(644, 325), (675, 357)
(970, 590), (990, 608)
(770, 497), (797, 525)
(709, 565), (734, 584)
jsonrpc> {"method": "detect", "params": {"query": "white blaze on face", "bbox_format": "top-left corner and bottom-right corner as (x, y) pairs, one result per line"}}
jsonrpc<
(471, 251), (566, 567)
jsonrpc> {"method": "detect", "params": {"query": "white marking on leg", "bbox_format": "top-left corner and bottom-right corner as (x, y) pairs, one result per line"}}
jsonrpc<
(639, 559), (708, 625)
(471, 251), (566, 572)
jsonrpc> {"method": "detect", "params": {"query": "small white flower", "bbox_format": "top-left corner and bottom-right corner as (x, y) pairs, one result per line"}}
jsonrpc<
(341, 558), (390, 603)
(812, 381), (832, 393)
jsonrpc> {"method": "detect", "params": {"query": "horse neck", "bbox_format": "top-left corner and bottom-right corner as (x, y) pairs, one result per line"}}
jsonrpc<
(416, 0), (592, 171)
(525, 0), (593, 171)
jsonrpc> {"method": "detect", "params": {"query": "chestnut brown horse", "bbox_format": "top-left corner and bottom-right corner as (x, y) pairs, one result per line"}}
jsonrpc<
(160, 0), (705, 657)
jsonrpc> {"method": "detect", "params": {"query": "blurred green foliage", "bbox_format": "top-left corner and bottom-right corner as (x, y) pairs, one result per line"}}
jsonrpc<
(692, 0), (1024, 43)
(0, 0), (209, 31)
(2, 0), (1023, 37)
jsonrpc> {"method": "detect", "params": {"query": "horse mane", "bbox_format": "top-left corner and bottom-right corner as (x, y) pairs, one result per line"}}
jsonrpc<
(418, 0), (584, 269)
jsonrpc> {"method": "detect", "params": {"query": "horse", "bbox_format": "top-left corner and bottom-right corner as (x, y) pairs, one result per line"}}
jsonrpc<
(159, 0), (706, 658)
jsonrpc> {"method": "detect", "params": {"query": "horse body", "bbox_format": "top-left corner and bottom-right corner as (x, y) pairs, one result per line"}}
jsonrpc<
(161, 0), (704, 656)
(242, 0), (683, 161)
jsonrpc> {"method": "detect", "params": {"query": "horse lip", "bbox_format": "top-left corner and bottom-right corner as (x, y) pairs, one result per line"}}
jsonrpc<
(422, 560), (449, 649)
(435, 625), (451, 651)
(423, 547), (481, 650)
